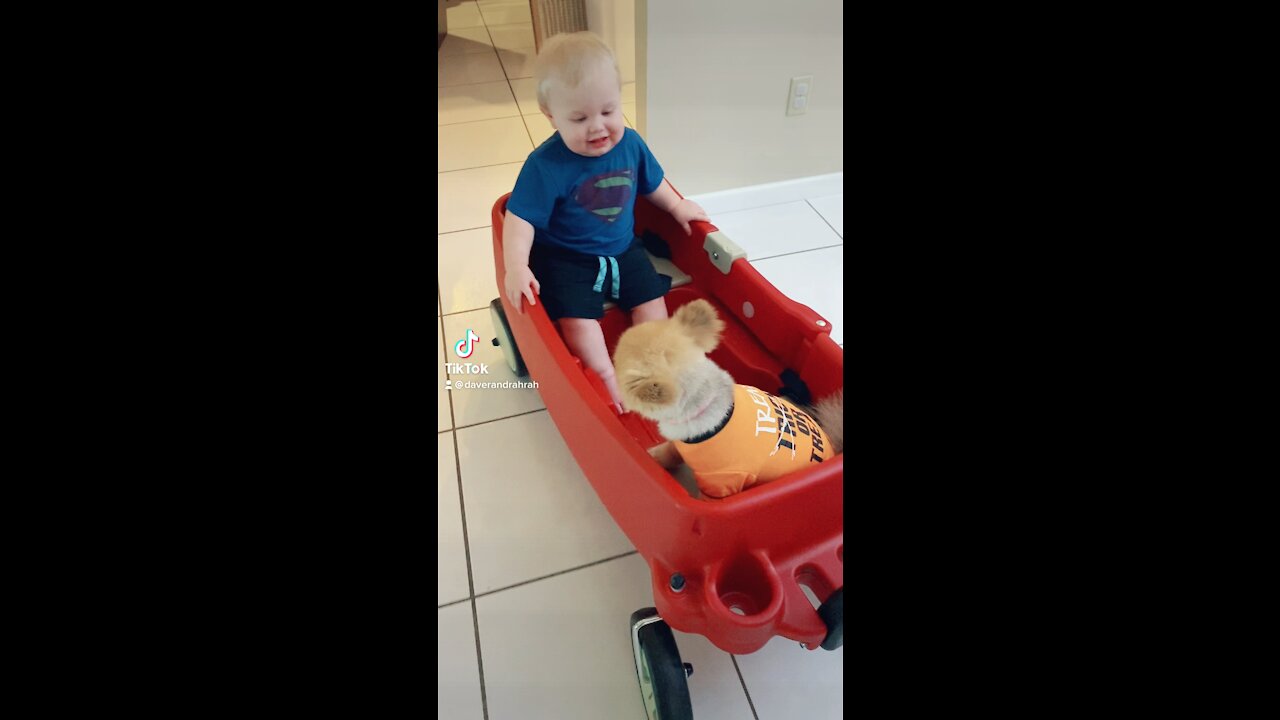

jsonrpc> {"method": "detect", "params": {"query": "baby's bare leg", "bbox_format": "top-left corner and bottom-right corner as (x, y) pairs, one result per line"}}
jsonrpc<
(630, 297), (668, 324)
(558, 317), (625, 411)
(647, 441), (683, 470)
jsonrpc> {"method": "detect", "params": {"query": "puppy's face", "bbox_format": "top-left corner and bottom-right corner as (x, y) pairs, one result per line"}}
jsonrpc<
(613, 299), (730, 424)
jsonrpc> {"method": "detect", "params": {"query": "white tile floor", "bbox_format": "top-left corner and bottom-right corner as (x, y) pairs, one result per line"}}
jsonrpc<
(439, 4), (843, 717)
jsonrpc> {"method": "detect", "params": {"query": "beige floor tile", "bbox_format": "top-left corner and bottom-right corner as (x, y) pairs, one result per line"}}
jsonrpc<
(439, 116), (533, 172)
(438, 80), (521, 126)
(438, 227), (500, 315)
(750, 245), (844, 346)
(439, 25), (495, 56)
(711, 200), (842, 260)
(442, 308), (546, 426)
(477, 554), (755, 720)
(518, 111), (628, 145)
(522, 113), (556, 145)
(438, 50), (506, 87)
(736, 635), (844, 719)
(478, 0), (531, 26)
(456, 412), (633, 594)
(496, 46), (536, 80)
(445, 1), (485, 29)
(807, 194), (843, 237)
(438, 161), (523, 234)
(437, 602), (484, 719)
(507, 77), (541, 116)
(621, 81), (636, 104)
(487, 22), (535, 51)
(438, 433), (470, 605)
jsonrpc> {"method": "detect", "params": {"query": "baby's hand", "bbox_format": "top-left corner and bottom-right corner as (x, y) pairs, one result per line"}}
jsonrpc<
(671, 199), (710, 235)
(504, 265), (540, 313)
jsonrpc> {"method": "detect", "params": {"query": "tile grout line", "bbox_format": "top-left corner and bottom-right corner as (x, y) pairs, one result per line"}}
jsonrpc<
(805, 198), (843, 239)
(458, 22), (516, 719)
(486, 18), (537, 149)
(436, 408), (545, 434)
(696, 195), (837, 217)
(442, 287), (457, 431)
(472, 550), (641, 600)
(442, 285), (490, 720)
(730, 655), (762, 720)
(455, 458), (489, 720)
(441, 50), (500, 59)
(748, 242), (845, 264)
(518, 105), (537, 148)
(482, 21), (537, 31)
(442, 304), (497, 318)
(439, 225), (493, 236)
(439, 159), (524, 175)
(468, 597), (489, 720)
(448, 407), (547, 432)
(438, 597), (470, 610)
(439, 113), (524, 128)
(490, 24), (534, 147)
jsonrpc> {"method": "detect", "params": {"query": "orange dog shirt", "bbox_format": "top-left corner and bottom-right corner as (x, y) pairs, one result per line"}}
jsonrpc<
(674, 385), (834, 498)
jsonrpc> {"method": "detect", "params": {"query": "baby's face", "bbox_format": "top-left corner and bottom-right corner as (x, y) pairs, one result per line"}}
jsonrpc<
(541, 65), (625, 158)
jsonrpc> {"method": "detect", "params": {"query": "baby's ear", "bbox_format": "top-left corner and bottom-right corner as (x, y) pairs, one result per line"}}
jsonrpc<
(673, 300), (724, 352)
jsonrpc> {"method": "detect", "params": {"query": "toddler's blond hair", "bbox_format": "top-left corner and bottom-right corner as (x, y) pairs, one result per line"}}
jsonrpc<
(533, 31), (622, 110)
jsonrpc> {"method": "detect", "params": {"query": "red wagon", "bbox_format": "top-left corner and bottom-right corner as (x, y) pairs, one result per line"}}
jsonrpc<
(489, 186), (843, 719)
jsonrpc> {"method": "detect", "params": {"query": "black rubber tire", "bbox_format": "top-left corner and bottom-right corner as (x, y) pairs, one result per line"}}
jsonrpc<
(630, 609), (694, 720)
(489, 298), (527, 377)
(818, 588), (844, 650)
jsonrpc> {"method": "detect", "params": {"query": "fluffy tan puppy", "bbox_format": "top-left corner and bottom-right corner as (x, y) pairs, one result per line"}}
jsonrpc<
(613, 299), (843, 498)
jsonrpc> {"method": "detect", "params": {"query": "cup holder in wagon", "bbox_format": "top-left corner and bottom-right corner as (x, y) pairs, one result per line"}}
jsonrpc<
(707, 552), (782, 620)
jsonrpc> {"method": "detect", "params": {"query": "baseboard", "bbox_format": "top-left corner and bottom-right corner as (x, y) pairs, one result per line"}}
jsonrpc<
(687, 172), (843, 216)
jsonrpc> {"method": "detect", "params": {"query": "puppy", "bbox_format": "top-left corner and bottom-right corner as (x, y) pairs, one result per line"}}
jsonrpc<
(613, 299), (843, 498)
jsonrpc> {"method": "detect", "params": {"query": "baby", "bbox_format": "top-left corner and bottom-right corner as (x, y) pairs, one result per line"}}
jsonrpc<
(502, 31), (708, 412)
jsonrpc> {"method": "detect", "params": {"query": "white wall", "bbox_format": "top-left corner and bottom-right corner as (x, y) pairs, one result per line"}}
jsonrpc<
(585, 0), (635, 84)
(637, 0), (844, 195)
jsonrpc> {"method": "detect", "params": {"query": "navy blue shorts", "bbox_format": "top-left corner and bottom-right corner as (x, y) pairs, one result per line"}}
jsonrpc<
(529, 238), (672, 321)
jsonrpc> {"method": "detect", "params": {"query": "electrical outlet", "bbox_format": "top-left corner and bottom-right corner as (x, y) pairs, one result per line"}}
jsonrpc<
(787, 75), (813, 116)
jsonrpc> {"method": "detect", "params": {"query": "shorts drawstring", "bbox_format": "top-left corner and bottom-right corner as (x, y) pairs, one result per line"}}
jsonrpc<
(592, 256), (621, 299)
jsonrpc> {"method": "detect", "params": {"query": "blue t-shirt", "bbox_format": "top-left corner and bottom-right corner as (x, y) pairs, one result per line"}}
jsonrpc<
(507, 128), (664, 258)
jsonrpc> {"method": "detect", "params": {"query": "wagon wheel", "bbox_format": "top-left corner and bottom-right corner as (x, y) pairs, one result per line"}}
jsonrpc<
(489, 298), (527, 377)
(630, 608), (694, 720)
(818, 587), (843, 650)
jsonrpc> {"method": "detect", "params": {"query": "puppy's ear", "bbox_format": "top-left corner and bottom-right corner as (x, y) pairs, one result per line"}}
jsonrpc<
(673, 299), (724, 352)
